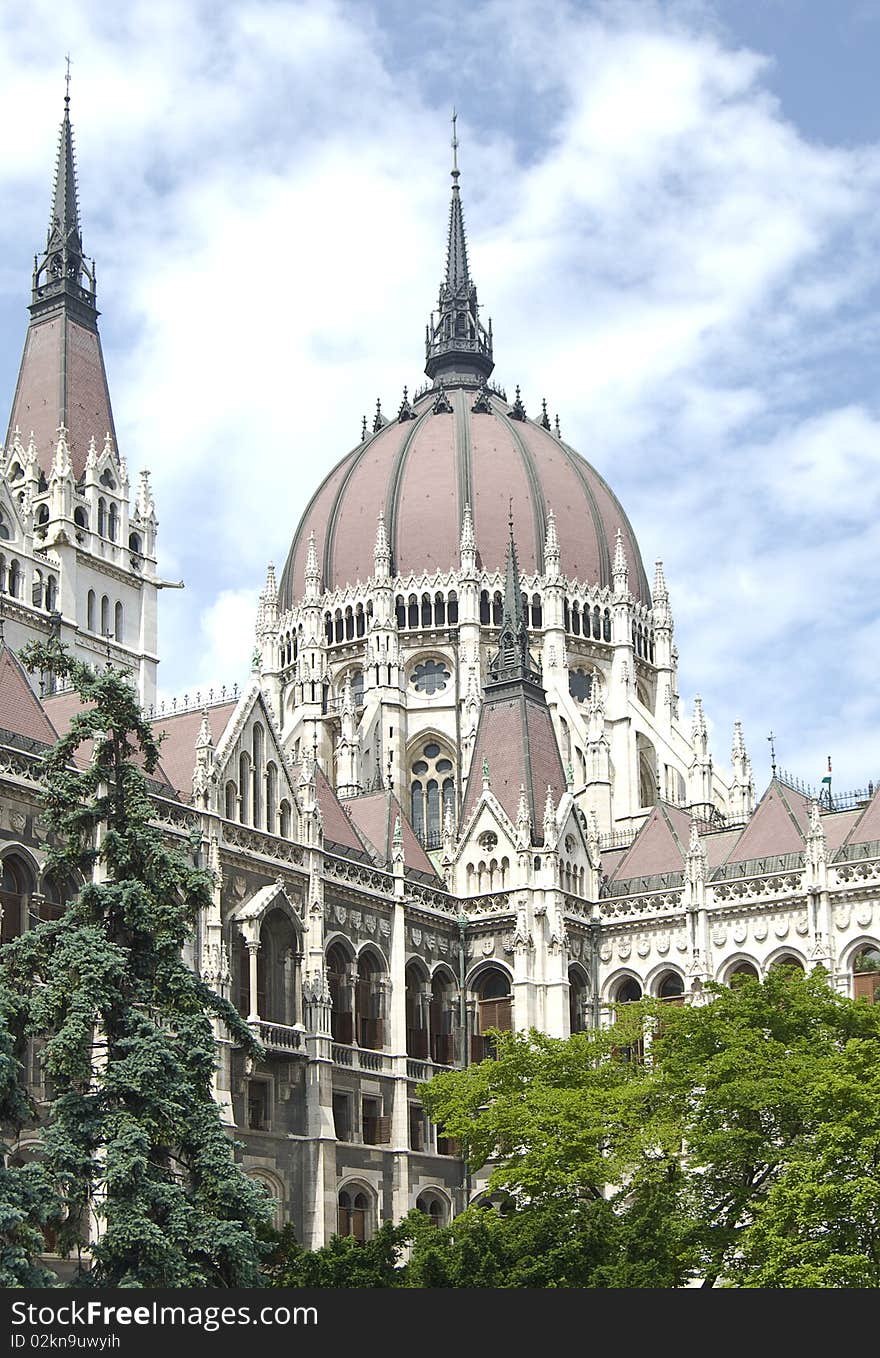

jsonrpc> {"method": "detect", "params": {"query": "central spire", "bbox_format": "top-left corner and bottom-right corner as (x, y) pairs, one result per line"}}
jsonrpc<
(487, 511), (542, 689)
(32, 74), (96, 323)
(424, 112), (494, 389)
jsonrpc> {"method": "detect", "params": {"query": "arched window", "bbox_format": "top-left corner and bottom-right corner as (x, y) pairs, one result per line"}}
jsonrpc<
(479, 590), (489, 625)
(531, 593), (542, 629)
(568, 668), (591, 703)
(324, 612), (333, 643)
(355, 603), (365, 637)
(108, 503), (118, 542)
(356, 950), (386, 1049)
(430, 969), (457, 1065)
(472, 967), (512, 1061)
(334, 610), (343, 643)
(45, 577), (57, 612)
(97, 498), (106, 536)
(492, 592), (502, 626)
(8, 560), (21, 598)
(421, 593), (432, 628)
(657, 972), (685, 1004)
(114, 602), (124, 642)
(40, 871), (74, 923)
(406, 962), (429, 1058)
(0, 556), (6, 592)
(344, 606), (354, 640)
(396, 596), (406, 628)
(128, 531), (141, 553)
(350, 670), (365, 709)
(728, 961), (760, 985)
(411, 659), (450, 695)
(569, 966), (590, 1033)
(602, 608), (611, 642)
(100, 595), (110, 636)
(87, 590), (96, 632)
(448, 590), (458, 624)
(409, 742), (454, 847)
(592, 605), (601, 639)
(0, 856), (29, 943)
(434, 592), (446, 626)
(408, 594), (418, 629)
(416, 1193), (446, 1227)
(0, 510), (10, 540)
(225, 781), (237, 820)
(252, 724), (265, 827)
(411, 781), (424, 838)
(563, 598), (570, 631)
(266, 761), (278, 833)
(572, 600), (581, 636)
(337, 1189), (369, 1242)
(614, 977), (642, 1003)
(853, 947), (880, 1003)
(769, 955), (805, 974)
(239, 752), (251, 824)
(279, 799), (292, 838)
(327, 941), (354, 1044)
(31, 571), (44, 609)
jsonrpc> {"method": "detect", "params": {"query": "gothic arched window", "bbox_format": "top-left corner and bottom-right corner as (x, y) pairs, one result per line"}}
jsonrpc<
(97, 498), (106, 536)
(87, 590), (96, 632)
(114, 602), (123, 642)
(108, 503), (118, 542)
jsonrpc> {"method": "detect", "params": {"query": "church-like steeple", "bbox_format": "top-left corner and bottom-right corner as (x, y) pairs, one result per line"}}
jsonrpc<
(424, 113), (494, 389)
(5, 77), (117, 477)
(487, 512), (542, 688)
(32, 73), (96, 323)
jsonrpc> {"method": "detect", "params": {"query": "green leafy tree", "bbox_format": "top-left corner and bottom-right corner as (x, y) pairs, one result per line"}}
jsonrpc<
(735, 1037), (880, 1287)
(650, 967), (880, 1287)
(1, 641), (271, 1286)
(263, 1220), (408, 1287)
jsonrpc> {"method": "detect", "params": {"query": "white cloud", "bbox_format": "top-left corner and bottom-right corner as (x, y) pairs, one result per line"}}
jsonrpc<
(0, 0), (879, 787)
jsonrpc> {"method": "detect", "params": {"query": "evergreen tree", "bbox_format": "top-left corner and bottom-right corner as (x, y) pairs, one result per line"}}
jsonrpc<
(0, 978), (59, 1286)
(2, 640), (271, 1286)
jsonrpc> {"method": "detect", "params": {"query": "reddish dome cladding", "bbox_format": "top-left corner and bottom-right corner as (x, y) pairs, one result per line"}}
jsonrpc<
(279, 387), (649, 607)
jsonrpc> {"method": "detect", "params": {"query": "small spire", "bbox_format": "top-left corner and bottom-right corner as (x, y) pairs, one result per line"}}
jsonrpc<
(373, 510), (391, 577)
(612, 528), (628, 594)
(196, 708), (213, 752)
(482, 755), (490, 788)
(540, 398), (551, 431)
(691, 694), (707, 743)
(516, 783), (531, 848)
(392, 812), (404, 864)
(397, 385), (416, 422)
(432, 382), (453, 414)
(544, 508), (560, 577)
(509, 385), (527, 421)
(361, 414), (368, 441)
(686, 813), (707, 884)
(487, 511), (540, 687)
(732, 719), (746, 761)
(652, 560), (668, 605)
(472, 382), (492, 414)
(305, 529), (320, 594)
(460, 501), (475, 552)
(137, 468), (155, 520)
(554, 413), (561, 438)
(543, 785), (556, 842)
(373, 398), (386, 433)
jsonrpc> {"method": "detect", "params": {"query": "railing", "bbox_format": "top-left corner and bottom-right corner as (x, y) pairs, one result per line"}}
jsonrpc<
(331, 1043), (394, 1074)
(777, 767), (877, 812)
(406, 1058), (452, 1081)
(251, 1020), (304, 1054)
(222, 822), (304, 866)
(144, 685), (241, 720)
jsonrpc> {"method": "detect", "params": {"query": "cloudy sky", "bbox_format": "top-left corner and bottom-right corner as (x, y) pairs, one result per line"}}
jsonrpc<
(1, 0), (879, 795)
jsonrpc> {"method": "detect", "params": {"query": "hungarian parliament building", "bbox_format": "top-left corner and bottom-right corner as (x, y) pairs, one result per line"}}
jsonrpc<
(1, 96), (878, 1250)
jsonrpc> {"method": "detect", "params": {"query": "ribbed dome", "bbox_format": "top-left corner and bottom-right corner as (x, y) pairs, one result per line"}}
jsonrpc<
(279, 386), (650, 609)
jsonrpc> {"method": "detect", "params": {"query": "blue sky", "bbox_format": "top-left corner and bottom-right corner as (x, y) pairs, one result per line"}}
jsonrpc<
(1, 0), (879, 795)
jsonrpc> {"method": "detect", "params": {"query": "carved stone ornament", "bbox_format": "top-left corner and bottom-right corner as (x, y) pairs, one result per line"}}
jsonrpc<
(733, 922), (747, 945)
(712, 926), (726, 947)
(774, 919), (789, 940)
(835, 905), (851, 931)
(9, 810), (26, 834)
(478, 830), (498, 850)
(481, 937), (495, 957)
(233, 874), (247, 900)
(753, 920), (768, 942)
(617, 939), (631, 961)
(637, 938), (650, 958)
(334, 905), (347, 925)
(350, 911), (362, 932)
(599, 943), (613, 962)
(657, 936), (670, 956)
(364, 914), (376, 934)
(379, 919), (391, 937)
(411, 928), (422, 947)
(795, 918), (809, 937)
(502, 933), (515, 954)
(857, 906), (874, 928)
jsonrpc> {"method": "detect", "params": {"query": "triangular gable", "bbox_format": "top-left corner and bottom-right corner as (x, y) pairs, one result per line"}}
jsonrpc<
(150, 701), (237, 800)
(0, 644), (59, 746)
(610, 802), (690, 882)
(231, 880), (304, 928)
(722, 779), (808, 865)
(0, 477), (26, 544)
(841, 785), (880, 849)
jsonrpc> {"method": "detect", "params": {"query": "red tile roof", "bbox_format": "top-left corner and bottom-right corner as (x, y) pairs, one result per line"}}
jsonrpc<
(842, 785), (880, 848)
(610, 803), (692, 882)
(149, 702), (237, 800)
(344, 789), (438, 878)
(461, 686), (567, 844)
(0, 645), (59, 746)
(722, 779), (809, 865)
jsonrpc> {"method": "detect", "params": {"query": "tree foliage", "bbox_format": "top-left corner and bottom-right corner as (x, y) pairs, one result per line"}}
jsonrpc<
(1, 641), (271, 1286)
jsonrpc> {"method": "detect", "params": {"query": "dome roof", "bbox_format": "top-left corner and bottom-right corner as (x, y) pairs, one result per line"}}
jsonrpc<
(279, 386), (650, 609)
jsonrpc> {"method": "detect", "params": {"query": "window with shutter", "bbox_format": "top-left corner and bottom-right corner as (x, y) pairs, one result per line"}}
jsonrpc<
(854, 971), (880, 1003)
(376, 1114), (392, 1144)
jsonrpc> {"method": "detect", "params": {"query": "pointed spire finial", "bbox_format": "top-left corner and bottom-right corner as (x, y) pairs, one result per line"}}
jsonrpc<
(612, 528), (629, 595)
(540, 398), (551, 431)
(305, 529), (320, 595)
(361, 414), (367, 441)
(554, 413), (561, 438)
(425, 112), (494, 387)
